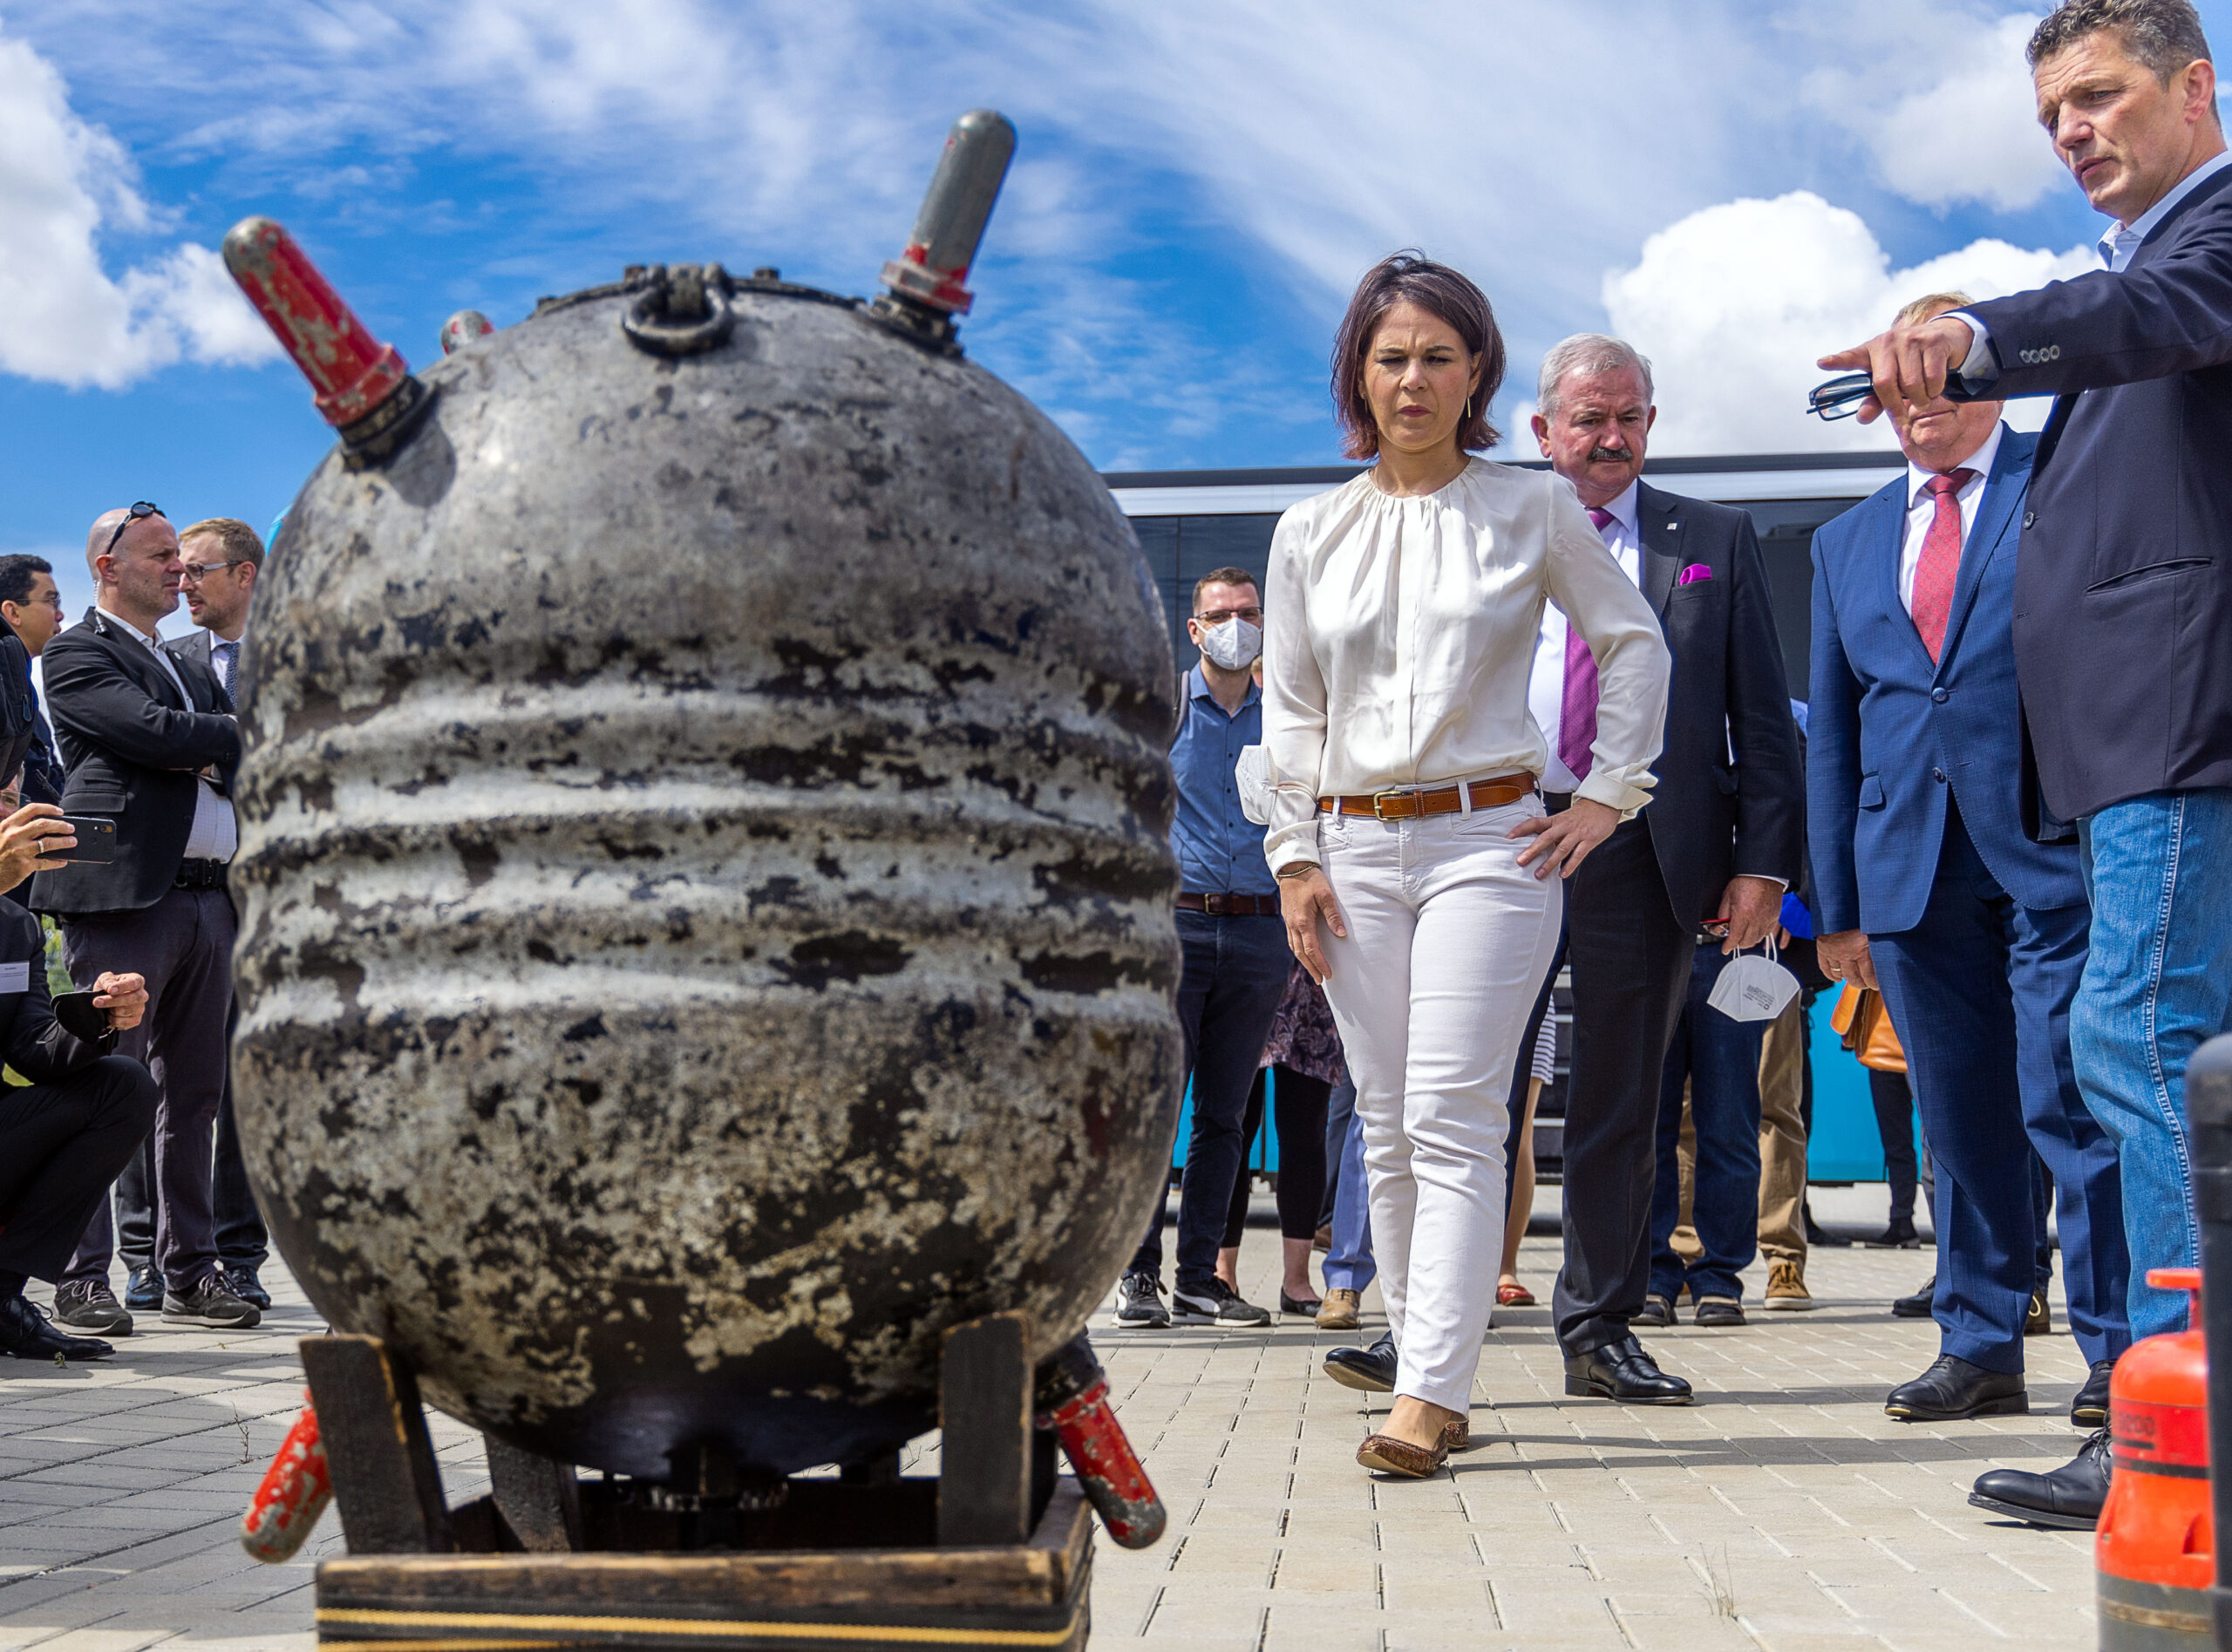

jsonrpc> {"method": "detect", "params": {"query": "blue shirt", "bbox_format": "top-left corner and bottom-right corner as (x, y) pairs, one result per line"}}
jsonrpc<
(1169, 666), (1276, 896)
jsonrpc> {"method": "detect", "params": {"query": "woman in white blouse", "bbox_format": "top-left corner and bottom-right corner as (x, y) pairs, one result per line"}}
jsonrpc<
(1263, 253), (1669, 1477)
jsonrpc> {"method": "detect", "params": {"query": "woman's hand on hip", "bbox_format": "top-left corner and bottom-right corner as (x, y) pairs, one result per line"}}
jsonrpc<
(1509, 798), (1620, 880)
(1278, 866), (1345, 985)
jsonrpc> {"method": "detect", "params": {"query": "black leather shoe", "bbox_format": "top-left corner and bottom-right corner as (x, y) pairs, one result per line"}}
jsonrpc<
(2025, 1288), (2052, 1336)
(225, 1265), (272, 1312)
(1324, 1333), (1397, 1393)
(2072, 1359), (2114, 1429)
(1694, 1296), (1746, 1328)
(1970, 1428), (2110, 1529)
(1634, 1293), (1676, 1328)
(1864, 1218), (1920, 1249)
(1884, 1355), (2026, 1422)
(1891, 1274), (1935, 1318)
(123, 1265), (161, 1313)
(1564, 1335), (1693, 1405)
(0, 1295), (112, 1360)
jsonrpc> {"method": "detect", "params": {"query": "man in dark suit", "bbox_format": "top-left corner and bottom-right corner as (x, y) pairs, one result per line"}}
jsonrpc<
(1824, 0), (2230, 1523)
(1522, 336), (1806, 1402)
(1812, 294), (2130, 1529)
(167, 518), (269, 1309)
(40, 504), (258, 1336)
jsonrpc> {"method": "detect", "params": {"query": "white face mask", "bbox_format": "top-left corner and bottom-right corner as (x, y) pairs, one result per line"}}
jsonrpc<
(1198, 616), (1262, 671)
(1706, 938), (1802, 1023)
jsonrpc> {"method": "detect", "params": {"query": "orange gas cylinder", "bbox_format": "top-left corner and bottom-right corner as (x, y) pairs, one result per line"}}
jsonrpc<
(2097, 1268), (2213, 1647)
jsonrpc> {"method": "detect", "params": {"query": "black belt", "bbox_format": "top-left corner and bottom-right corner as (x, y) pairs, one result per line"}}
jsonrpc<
(1177, 892), (1281, 918)
(174, 859), (229, 891)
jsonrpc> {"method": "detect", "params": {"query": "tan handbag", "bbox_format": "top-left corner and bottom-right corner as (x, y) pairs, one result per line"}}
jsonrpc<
(1831, 982), (1909, 1075)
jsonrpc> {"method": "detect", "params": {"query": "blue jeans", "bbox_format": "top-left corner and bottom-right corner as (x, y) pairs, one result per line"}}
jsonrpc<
(1321, 1082), (1375, 1294)
(1129, 911), (1292, 1294)
(1650, 948), (1766, 1305)
(2075, 788), (2232, 1341)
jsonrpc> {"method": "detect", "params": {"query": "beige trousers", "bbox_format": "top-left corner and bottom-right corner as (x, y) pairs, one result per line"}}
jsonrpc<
(1669, 996), (1808, 1268)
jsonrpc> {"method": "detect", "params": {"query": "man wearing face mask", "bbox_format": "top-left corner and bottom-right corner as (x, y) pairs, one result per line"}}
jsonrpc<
(1116, 568), (1292, 1329)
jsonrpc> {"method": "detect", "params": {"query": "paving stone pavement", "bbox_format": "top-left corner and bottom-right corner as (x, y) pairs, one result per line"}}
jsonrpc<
(0, 1203), (2103, 1652)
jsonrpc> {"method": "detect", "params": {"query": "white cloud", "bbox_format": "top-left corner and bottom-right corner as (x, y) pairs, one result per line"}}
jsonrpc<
(0, 28), (278, 390)
(1803, 11), (2066, 214)
(1603, 190), (2094, 454)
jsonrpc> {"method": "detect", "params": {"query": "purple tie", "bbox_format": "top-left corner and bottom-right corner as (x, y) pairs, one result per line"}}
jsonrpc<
(1558, 507), (1616, 781)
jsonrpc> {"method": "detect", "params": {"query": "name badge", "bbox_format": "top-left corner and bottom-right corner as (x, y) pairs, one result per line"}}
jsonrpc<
(0, 962), (29, 994)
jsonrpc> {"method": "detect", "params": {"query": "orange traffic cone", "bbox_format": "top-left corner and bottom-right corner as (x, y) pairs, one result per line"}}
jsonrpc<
(2098, 1268), (2213, 1646)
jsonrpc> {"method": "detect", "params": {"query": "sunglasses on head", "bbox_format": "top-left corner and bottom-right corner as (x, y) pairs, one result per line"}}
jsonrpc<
(100, 501), (165, 560)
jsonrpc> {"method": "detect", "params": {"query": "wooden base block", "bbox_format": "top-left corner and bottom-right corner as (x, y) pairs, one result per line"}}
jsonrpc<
(315, 1480), (1092, 1650)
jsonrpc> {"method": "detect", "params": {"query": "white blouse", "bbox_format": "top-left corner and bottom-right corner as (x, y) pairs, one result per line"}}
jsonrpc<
(1260, 458), (1671, 874)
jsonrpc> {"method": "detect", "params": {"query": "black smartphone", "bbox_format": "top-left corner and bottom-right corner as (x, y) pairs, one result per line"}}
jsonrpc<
(53, 817), (116, 864)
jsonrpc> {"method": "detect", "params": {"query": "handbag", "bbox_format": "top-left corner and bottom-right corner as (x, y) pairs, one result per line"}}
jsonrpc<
(1830, 982), (1908, 1074)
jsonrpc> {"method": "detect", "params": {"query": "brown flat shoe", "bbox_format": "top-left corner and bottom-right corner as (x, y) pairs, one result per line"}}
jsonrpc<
(1357, 1431), (1450, 1478)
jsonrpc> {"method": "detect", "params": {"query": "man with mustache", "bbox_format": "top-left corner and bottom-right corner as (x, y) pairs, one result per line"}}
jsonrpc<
(1519, 337), (1804, 1398)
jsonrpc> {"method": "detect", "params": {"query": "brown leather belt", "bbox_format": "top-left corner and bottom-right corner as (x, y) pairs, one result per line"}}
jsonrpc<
(1177, 892), (1282, 917)
(1317, 774), (1535, 820)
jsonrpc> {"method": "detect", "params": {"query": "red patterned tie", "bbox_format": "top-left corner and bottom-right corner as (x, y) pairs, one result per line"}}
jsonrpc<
(1909, 469), (1973, 664)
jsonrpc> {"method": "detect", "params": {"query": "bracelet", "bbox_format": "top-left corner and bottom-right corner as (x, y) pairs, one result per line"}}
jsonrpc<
(1274, 863), (1320, 880)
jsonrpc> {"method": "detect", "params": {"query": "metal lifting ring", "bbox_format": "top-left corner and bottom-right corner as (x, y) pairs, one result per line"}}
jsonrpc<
(621, 264), (737, 357)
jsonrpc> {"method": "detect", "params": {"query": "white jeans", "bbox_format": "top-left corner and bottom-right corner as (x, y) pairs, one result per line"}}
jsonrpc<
(1316, 796), (1562, 1412)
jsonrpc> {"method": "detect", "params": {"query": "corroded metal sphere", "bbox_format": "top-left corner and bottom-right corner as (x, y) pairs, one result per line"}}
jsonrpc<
(231, 273), (1181, 1479)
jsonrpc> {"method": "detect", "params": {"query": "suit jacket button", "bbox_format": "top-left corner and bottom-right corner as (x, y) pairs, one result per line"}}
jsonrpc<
(2023, 510), (2036, 528)
(1932, 688), (1950, 704)
(1932, 767), (1948, 782)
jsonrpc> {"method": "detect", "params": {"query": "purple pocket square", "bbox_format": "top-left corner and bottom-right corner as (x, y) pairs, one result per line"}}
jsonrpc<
(1677, 563), (1713, 586)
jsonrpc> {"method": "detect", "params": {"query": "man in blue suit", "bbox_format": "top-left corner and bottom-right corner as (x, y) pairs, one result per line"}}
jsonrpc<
(1811, 292), (2129, 1526)
(1822, 0), (2231, 1527)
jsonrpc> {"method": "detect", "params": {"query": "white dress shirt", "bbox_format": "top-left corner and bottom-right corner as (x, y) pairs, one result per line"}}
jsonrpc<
(1260, 459), (1670, 874)
(1898, 421), (2004, 614)
(102, 608), (238, 863)
(1528, 478), (1642, 793)
(1957, 149), (2232, 377)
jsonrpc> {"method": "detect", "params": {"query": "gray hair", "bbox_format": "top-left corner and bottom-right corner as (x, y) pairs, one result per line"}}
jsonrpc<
(1536, 334), (1655, 418)
(2029, 0), (2212, 79)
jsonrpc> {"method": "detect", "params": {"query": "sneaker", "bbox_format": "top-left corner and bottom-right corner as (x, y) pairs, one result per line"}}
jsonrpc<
(1764, 1261), (1814, 1311)
(1114, 1271), (1169, 1329)
(123, 1264), (162, 1312)
(1171, 1279), (1270, 1327)
(223, 1265), (272, 1311)
(1634, 1293), (1676, 1328)
(51, 1281), (133, 1336)
(1694, 1296), (1747, 1328)
(161, 1275), (261, 1329)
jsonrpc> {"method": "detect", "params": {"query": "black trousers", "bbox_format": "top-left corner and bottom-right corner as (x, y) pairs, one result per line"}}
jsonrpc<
(110, 1002), (269, 1275)
(1222, 1065), (1331, 1246)
(1870, 1068), (1922, 1225)
(61, 888), (237, 1291)
(1541, 815), (1696, 1356)
(0, 1057), (158, 1281)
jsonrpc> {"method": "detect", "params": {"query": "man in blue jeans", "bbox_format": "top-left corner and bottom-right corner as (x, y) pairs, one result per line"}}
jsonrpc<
(1644, 948), (1769, 1326)
(1117, 568), (1291, 1329)
(1827, 0), (2228, 1526)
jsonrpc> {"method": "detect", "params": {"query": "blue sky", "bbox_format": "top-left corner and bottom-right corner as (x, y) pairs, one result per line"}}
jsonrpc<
(2, 1), (2225, 624)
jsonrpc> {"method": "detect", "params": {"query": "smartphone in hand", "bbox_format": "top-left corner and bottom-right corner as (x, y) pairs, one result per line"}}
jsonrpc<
(52, 817), (116, 864)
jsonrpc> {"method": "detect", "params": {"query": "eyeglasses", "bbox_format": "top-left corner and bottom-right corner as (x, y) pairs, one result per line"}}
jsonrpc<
(99, 501), (165, 560)
(1807, 373), (1875, 421)
(180, 560), (248, 585)
(1194, 607), (1263, 626)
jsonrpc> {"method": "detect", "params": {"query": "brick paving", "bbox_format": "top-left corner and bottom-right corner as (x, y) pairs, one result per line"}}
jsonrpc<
(0, 1194), (2101, 1651)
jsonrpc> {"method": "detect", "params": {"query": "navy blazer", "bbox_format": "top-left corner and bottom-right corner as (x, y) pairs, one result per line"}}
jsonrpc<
(1807, 427), (2086, 936)
(1959, 162), (2232, 823)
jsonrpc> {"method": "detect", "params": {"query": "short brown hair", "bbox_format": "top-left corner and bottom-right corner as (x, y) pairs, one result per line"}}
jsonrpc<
(1331, 252), (1506, 460)
(1192, 568), (1259, 614)
(178, 517), (266, 569)
(1894, 289), (1977, 329)
(2029, 0), (2213, 80)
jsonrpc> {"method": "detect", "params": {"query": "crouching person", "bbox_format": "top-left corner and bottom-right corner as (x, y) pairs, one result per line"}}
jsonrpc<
(0, 798), (154, 1360)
